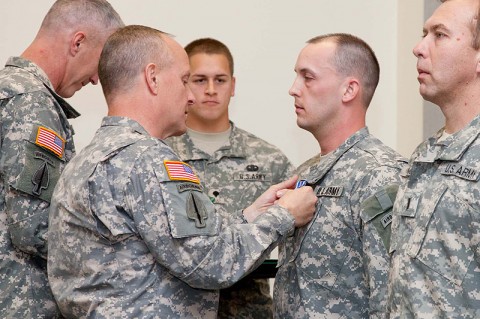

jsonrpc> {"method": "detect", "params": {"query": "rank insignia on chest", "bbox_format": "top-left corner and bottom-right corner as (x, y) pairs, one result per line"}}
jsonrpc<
(164, 160), (200, 184)
(35, 126), (65, 158)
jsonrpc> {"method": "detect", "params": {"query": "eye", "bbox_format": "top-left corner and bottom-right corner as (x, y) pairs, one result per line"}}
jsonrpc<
(215, 78), (226, 84)
(304, 75), (314, 82)
(192, 78), (206, 84)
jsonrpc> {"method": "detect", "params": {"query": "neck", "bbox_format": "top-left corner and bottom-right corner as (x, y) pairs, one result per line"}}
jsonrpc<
(21, 37), (66, 90)
(436, 86), (480, 134)
(186, 115), (230, 133)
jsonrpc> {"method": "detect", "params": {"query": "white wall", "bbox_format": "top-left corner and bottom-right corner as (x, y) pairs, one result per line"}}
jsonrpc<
(0, 0), (424, 165)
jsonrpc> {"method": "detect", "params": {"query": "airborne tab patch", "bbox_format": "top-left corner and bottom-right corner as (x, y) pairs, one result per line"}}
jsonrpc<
(164, 160), (200, 184)
(35, 126), (65, 158)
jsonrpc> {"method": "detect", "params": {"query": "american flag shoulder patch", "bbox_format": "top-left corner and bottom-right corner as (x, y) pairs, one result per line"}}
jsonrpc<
(164, 160), (200, 184)
(35, 126), (65, 158)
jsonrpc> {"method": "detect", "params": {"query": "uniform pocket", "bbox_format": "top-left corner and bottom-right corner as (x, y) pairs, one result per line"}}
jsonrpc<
(407, 186), (477, 286)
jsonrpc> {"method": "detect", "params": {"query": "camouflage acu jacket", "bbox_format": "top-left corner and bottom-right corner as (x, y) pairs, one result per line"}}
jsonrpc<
(388, 115), (480, 319)
(0, 57), (78, 318)
(48, 117), (295, 319)
(167, 122), (294, 318)
(274, 128), (406, 319)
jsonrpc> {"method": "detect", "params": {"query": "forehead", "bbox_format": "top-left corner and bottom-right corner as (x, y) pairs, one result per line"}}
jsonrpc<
(295, 40), (337, 72)
(166, 37), (190, 71)
(189, 53), (231, 75)
(426, 0), (477, 32)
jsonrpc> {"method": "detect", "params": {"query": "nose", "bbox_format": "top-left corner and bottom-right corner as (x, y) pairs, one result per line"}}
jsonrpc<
(187, 86), (196, 106)
(413, 38), (426, 59)
(289, 78), (300, 97)
(205, 79), (216, 95)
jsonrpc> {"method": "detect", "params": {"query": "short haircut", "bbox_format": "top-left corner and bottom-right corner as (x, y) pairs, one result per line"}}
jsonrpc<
(99, 25), (172, 98)
(40, 0), (124, 38)
(307, 33), (380, 107)
(441, 0), (480, 50)
(184, 38), (235, 75)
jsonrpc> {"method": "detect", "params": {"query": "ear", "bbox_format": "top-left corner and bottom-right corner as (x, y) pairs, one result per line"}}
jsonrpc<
(341, 77), (360, 103)
(231, 76), (236, 97)
(145, 63), (158, 95)
(70, 32), (86, 56)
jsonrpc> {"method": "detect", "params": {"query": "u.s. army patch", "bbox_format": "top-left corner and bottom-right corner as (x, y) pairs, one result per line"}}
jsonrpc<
(35, 126), (65, 159)
(164, 160), (200, 184)
(234, 172), (271, 182)
(439, 163), (480, 181)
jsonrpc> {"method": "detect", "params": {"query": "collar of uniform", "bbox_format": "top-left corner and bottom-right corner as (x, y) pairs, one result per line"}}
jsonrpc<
(100, 116), (150, 136)
(178, 121), (247, 161)
(5, 56), (81, 119)
(416, 115), (480, 163)
(301, 127), (368, 184)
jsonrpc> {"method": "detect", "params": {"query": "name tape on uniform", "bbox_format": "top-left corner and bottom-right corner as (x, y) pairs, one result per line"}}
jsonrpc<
(439, 163), (480, 181)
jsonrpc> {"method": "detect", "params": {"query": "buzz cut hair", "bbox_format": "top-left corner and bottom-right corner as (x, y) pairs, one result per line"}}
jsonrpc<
(307, 33), (380, 107)
(184, 38), (235, 75)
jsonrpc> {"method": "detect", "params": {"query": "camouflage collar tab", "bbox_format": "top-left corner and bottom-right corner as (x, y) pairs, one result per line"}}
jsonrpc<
(164, 160), (200, 184)
(439, 163), (480, 181)
(35, 126), (65, 159)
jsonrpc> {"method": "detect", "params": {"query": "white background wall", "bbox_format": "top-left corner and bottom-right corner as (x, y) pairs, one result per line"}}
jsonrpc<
(0, 0), (426, 165)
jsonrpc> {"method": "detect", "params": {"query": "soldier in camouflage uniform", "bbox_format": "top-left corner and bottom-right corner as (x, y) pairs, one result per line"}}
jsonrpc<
(167, 38), (294, 319)
(273, 34), (406, 318)
(387, 1), (480, 318)
(0, 1), (123, 318)
(47, 25), (316, 319)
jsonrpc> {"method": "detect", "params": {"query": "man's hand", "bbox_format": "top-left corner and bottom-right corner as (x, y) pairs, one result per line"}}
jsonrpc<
(277, 187), (316, 227)
(243, 175), (316, 226)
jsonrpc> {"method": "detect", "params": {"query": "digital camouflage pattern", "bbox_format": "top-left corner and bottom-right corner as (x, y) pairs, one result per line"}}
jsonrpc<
(0, 57), (78, 318)
(167, 122), (294, 319)
(388, 115), (480, 319)
(274, 128), (406, 319)
(48, 117), (295, 319)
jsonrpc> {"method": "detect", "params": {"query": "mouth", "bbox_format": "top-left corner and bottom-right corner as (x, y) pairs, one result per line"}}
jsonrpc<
(417, 66), (429, 76)
(202, 100), (219, 105)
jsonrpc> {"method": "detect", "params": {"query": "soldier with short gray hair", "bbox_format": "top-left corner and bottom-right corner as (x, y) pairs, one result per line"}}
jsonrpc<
(0, 1), (123, 318)
(47, 25), (317, 318)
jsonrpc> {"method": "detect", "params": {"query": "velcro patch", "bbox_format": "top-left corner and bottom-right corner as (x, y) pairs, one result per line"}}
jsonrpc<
(164, 160), (200, 184)
(439, 163), (480, 181)
(35, 126), (65, 158)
